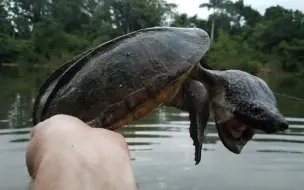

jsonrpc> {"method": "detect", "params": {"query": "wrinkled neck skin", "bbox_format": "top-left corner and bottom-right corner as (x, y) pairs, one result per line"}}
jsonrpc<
(191, 64), (255, 154)
(191, 65), (245, 125)
(190, 65), (215, 98)
(192, 66), (232, 123)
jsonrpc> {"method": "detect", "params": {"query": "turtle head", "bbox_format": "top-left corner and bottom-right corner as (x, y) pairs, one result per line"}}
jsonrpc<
(199, 68), (288, 154)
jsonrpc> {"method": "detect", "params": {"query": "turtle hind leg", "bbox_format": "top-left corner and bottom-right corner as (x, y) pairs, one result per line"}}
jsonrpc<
(169, 80), (210, 165)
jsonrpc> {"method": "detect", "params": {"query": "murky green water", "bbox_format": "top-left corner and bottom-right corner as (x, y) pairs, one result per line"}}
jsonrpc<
(0, 69), (304, 190)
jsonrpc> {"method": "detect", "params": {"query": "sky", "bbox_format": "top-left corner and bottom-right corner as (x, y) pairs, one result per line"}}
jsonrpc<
(167, 0), (304, 19)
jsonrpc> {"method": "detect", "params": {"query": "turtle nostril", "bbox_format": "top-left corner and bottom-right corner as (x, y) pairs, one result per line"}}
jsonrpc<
(278, 120), (289, 131)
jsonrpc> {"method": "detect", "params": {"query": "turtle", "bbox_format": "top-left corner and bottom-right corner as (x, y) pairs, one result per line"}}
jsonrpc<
(32, 27), (289, 165)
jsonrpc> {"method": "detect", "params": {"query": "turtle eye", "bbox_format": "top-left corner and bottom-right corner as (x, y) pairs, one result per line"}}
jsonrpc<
(251, 106), (264, 115)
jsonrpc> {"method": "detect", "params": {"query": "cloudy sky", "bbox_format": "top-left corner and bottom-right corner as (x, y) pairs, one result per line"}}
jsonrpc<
(167, 0), (304, 19)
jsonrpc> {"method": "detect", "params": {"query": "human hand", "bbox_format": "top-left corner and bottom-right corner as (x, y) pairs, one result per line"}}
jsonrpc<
(26, 114), (136, 190)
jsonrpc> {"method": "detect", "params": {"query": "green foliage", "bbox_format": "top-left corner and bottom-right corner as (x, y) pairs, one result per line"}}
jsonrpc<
(0, 0), (177, 67)
(108, 0), (176, 34)
(0, 0), (303, 98)
(205, 31), (262, 75)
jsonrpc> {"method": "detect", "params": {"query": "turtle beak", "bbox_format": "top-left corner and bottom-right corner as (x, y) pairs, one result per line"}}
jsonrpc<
(212, 106), (255, 154)
(214, 117), (255, 154)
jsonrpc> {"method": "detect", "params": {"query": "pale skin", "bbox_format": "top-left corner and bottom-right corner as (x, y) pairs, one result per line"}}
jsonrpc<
(26, 114), (137, 190)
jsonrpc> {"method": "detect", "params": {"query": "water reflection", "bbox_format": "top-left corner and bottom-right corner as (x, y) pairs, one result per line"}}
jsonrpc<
(1, 107), (304, 189)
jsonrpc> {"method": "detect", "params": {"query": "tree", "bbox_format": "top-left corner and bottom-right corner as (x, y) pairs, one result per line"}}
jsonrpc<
(199, 0), (230, 41)
(0, 2), (13, 34)
(109, 0), (176, 34)
(0, 0), (303, 84)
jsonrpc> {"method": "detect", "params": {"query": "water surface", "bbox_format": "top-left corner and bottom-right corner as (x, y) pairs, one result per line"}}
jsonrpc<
(0, 69), (303, 190)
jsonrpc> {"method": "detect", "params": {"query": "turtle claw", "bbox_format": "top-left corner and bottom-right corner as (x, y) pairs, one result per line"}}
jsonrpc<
(189, 113), (205, 165)
(190, 123), (202, 165)
(182, 80), (210, 165)
(168, 80), (209, 165)
(194, 141), (202, 165)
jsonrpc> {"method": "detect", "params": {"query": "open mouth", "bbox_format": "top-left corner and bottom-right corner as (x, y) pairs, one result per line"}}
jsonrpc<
(214, 117), (255, 154)
(211, 104), (270, 154)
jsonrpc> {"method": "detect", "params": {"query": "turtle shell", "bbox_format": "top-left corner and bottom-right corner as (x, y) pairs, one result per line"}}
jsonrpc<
(32, 27), (210, 129)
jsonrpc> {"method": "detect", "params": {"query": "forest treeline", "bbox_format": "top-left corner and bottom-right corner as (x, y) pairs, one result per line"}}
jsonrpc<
(1, 0), (304, 95)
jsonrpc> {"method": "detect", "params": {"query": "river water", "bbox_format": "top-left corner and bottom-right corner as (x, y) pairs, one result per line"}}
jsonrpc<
(0, 69), (303, 190)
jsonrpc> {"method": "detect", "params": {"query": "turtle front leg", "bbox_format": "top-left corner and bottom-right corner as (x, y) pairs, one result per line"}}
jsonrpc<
(169, 80), (210, 165)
